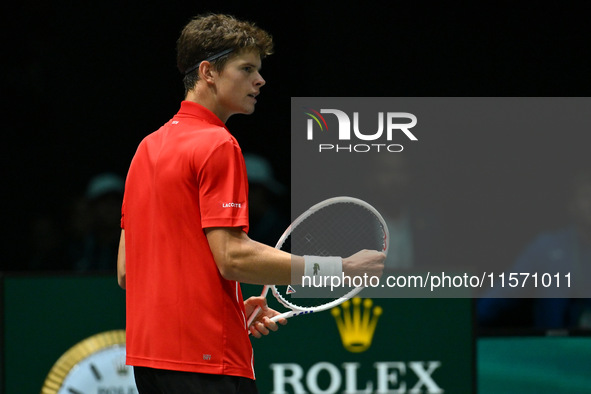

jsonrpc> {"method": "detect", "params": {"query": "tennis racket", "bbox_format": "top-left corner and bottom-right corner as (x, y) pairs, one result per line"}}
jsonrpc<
(247, 196), (389, 327)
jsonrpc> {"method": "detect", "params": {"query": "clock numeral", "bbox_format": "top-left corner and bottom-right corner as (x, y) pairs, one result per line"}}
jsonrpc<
(67, 388), (84, 394)
(90, 363), (102, 381)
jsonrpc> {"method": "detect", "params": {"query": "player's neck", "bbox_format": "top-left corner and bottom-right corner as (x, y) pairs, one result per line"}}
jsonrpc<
(185, 89), (230, 124)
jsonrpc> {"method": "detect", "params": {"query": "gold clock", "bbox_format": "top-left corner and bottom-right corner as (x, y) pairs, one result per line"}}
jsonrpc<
(41, 329), (137, 393)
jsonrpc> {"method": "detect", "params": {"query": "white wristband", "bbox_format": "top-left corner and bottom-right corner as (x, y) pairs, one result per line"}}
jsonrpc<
(304, 256), (343, 278)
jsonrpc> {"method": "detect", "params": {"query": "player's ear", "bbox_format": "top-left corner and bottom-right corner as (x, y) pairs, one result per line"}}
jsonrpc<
(199, 61), (216, 83)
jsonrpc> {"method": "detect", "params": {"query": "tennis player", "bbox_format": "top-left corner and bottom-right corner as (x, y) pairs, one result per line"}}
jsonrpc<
(117, 13), (385, 393)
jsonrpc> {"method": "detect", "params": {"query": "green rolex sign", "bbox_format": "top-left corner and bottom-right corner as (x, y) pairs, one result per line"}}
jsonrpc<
(245, 287), (474, 393)
(1, 277), (472, 394)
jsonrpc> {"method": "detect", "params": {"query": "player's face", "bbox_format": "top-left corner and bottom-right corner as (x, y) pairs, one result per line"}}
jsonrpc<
(214, 51), (266, 121)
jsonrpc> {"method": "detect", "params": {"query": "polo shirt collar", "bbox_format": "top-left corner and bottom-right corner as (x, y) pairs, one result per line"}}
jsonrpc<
(177, 101), (227, 129)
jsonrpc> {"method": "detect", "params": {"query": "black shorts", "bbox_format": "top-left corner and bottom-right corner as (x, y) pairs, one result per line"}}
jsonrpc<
(133, 367), (259, 394)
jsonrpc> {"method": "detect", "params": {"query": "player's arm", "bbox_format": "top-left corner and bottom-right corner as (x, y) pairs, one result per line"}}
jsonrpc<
(205, 227), (385, 284)
(205, 227), (303, 285)
(117, 229), (126, 289)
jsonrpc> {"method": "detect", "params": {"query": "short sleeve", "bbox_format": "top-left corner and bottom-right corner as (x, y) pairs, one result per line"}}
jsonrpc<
(199, 139), (249, 232)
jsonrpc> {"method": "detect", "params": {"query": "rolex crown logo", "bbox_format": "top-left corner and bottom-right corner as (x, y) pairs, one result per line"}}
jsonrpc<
(115, 357), (130, 376)
(331, 297), (382, 353)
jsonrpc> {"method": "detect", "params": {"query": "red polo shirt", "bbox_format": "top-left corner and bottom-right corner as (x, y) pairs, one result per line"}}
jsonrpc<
(121, 101), (253, 378)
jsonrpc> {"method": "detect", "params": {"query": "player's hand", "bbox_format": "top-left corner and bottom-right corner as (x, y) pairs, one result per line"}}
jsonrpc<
(342, 249), (386, 278)
(244, 296), (287, 338)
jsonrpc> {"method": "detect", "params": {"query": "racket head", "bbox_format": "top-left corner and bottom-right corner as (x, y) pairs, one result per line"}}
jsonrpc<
(270, 196), (389, 313)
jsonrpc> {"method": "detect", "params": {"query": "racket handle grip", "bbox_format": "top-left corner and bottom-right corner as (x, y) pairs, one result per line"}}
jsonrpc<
(270, 310), (304, 322)
(248, 309), (291, 329)
(246, 305), (262, 327)
(248, 311), (300, 336)
(247, 285), (270, 328)
(270, 312), (290, 323)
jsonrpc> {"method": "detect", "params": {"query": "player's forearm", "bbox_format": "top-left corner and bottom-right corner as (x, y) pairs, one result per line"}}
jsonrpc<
(225, 240), (303, 285)
(205, 227), (304, 284)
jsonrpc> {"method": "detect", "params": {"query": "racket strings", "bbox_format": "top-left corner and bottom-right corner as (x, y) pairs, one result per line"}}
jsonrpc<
(273, 201), (387, 310)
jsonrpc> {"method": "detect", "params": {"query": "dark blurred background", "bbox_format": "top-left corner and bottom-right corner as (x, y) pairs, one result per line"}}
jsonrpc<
(2, 1), (590, 287)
